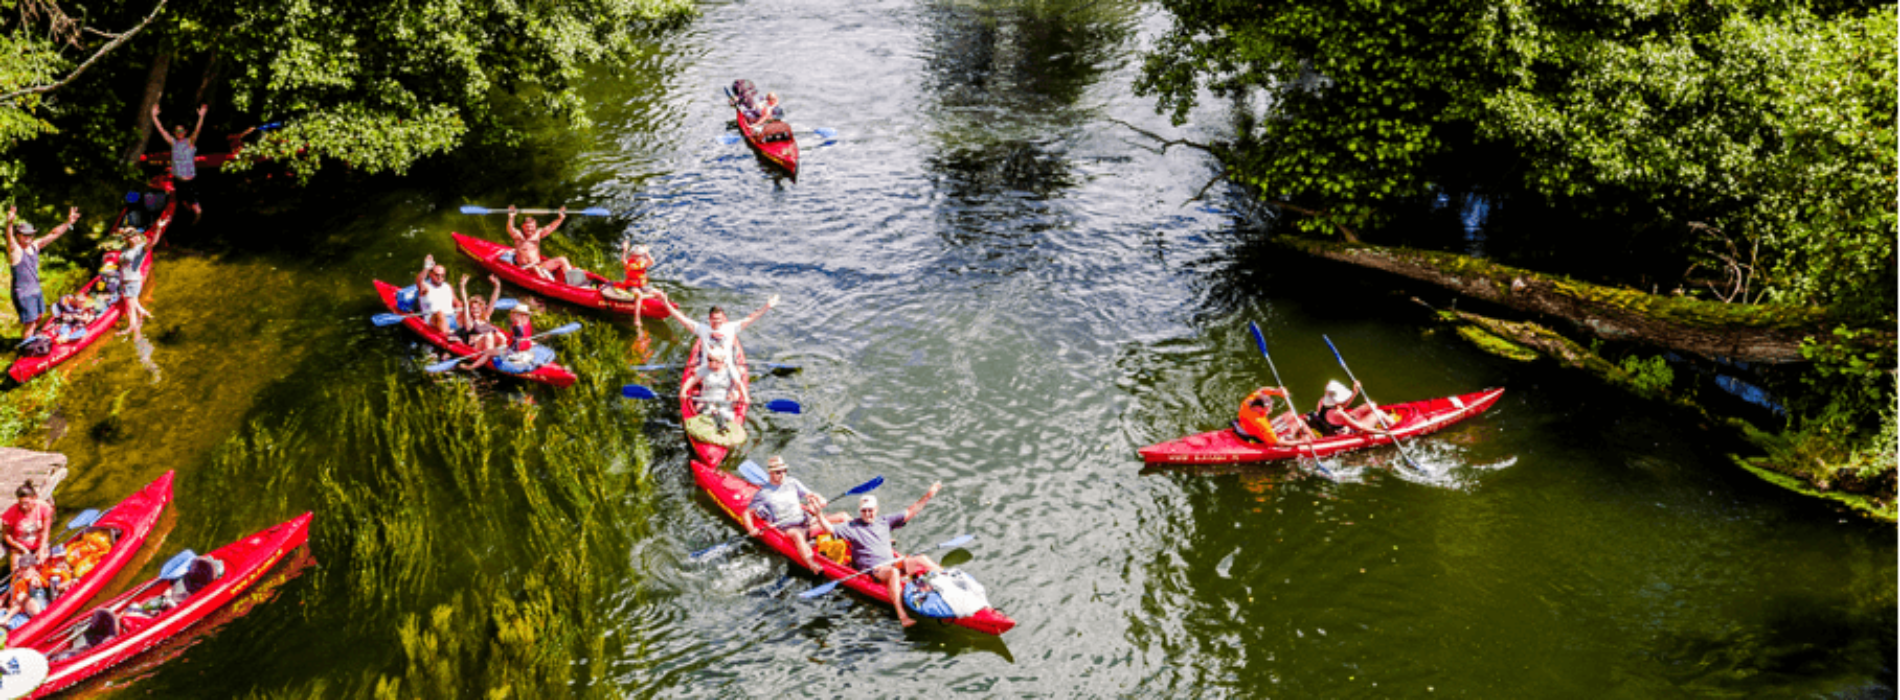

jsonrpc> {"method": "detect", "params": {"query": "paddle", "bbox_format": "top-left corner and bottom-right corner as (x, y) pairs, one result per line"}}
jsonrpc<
(1248, 322), (1335, 479)
(798, 534), (976, 599)
(372, 298), (518, 327)
(690, 471), (886, 561)
(715, 127), (837, 146)
(1321, 335), (1426, 473)
(617, 385), (802, 414)
(458, 206), (613, 217)
(423, 321), (582, 373)
(629, 361), (800, 373)
(54, 549), (198, 646)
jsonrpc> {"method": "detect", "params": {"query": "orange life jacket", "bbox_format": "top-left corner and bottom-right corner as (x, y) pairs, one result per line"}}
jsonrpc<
(1237, 388), (1286, 445)
(619, 254), (651, 290)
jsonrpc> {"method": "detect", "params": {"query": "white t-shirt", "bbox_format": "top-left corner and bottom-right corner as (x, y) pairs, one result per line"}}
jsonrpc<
(682, 318), (742, 368)
(419, 279), (455, 316)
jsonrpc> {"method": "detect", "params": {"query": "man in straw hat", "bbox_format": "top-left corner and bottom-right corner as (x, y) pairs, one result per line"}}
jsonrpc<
(744, 456), (831, 574)
(1303, 380), (1392, 437)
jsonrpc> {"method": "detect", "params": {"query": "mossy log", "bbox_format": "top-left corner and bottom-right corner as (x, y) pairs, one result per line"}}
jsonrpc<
(1272, 236), (1862, 364)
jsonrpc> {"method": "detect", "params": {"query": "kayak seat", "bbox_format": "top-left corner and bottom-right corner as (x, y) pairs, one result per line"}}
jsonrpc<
(162, 556), (226, 607)
(81, 607), (118, 648)
(564, 269), (590, 287)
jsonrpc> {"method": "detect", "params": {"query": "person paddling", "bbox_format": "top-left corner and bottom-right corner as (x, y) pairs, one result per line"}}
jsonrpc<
(744, 456), (831, 574)
(8, 206), (80, 343)
(149, 104), (208, 223)
(506, 205), (574, 283)
(1235, 386), (1314, 445)
(1305, 380), (1392, 437)
(658, 292), (779, 370)
(813, 484), (945, 628)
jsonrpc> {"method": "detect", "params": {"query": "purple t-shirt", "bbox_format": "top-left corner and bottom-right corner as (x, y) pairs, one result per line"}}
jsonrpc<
(831, 513), (907, 571)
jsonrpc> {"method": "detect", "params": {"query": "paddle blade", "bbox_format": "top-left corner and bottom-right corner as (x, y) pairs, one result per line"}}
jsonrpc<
(799, 579), (844, 599)
(424, 357), (466, 373)
(940, 548), (974, 569)
(763, 399), (802, 414)
(810, 127), (838, 139)
(258, 121), (284, 132)
(841, 476), (884, 497)
(716, 133), (743, 145)
(493, 298), (518, 311)
(64, 509), (100, 530)
(458, 205), (491, 215)
(1248, 321), (1270, 359)
(738, 460), (770, 487)
(1323, 334), (1347, 367)
(629, 363), (676, 372)
(158, 549), (198, 580)
(543, 322), (583, 337)
(935, 534), (975, 550)
(757, 362), (801, 372)
(690, 541), (738, 560)
(620, 384), (659, 400)
(577, 207), (612, 217)
(371, 313), (407, 327)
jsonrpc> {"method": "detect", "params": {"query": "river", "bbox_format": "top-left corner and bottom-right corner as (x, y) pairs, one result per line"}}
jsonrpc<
(28, 0), (1894, 696)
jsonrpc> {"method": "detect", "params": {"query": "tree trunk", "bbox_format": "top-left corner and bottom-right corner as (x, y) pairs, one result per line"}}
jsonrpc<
(1269, 235), (1874, 364)
(122, 51), (171, 165)
(192, 47), (220, 108)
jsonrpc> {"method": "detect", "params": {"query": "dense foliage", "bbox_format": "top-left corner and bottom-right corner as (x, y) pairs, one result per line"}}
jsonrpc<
(1138, 0), (1896, 502)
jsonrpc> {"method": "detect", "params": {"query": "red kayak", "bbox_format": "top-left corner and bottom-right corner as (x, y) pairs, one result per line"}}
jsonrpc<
(690, 460), (1016, 635)
(736, 108), (798, 177)
(9, 191), (174, 383)
(681, 341), (747, 468)
(372, 280), (578, 388)
(1139, 388), (1506, 464)
(452, 233), (672, 318)
(27, 512), (313, 698)
(5, 471), (174, 649)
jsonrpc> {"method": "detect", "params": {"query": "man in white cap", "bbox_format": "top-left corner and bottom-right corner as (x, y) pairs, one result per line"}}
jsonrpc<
(744, 456), (829, 573)
(815, 482), (943, 627)
(1304, 379), (1391, 437)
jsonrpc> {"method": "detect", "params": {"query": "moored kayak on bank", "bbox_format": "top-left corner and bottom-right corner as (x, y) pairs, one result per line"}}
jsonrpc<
(26, 512), (312, 699)
(372, 280), (578, 388)
(451, 233), (671, 318)
(689, 460), (1016, 635)
(4, 471), (174, 650)
(1139, 388), (1505, 464)
(8, 188), (174, 384)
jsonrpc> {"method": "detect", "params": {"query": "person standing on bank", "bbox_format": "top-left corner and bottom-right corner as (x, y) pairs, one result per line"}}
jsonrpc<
(7, 206), (80, 342)
(149, 103), (207, 223)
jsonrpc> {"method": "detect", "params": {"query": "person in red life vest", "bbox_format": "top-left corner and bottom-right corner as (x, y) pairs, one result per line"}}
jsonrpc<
(1304, 380), (1393, 437)
(1, 481), (54, 572)
(506, 205), (574, 283)
(1235, 386), (1315, 445)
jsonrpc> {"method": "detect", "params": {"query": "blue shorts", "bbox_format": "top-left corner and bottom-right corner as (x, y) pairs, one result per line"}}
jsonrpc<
(12, 293), (43, 323)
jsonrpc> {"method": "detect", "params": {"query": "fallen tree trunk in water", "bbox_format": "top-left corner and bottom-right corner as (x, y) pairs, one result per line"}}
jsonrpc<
(1268, 236), (1881, 364)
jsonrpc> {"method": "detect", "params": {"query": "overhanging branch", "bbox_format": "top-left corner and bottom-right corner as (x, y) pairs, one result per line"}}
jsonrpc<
(0, 0), (168, 104)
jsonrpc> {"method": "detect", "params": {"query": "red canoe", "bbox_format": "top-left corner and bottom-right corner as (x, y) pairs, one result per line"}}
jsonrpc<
(372, 280), (578, 388)
(452, 233), (672, 318)
(5, 471), (174, 649)
(1139, 388), (1506, 464)
(736, 109), (798, 177)
(691, 459), (1016, 635)
(8, 193), (174, 383)
(681, 341), (747, 468)
(27, 512), (313, 698)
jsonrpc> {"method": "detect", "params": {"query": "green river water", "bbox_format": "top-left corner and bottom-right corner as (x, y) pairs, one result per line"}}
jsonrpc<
(18, 0), (1893, 697)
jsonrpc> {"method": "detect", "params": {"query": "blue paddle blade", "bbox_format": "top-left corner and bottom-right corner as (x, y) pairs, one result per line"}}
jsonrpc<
(371, 313), (406, 327)
(458, 205), (490, 215)
(756, 361), (801, 372)
(620, 384), (659, 400)
(763, 399), (802, 414)
(810, 127), (838, 139)
(629, 363), (675, 371)
(1249, 321), (1271, 358)
(493, 298), (518, 311)
(424, 357), (467, 373)
(842, 476), (883, 496)
(158, 549), (198, 580)
(716, 133), (743, 145)
(258, 121), (284, 131)
(936, 534), (975, 550)
(1323, 334), (1346, 366)
(64, 509), (100, 530)
(542, 322), (583, 337)
(799, 579), (843, 599)
(577, 207), (612, 217)
(738, 460), (770, 487)
(690, 541), (736, 560)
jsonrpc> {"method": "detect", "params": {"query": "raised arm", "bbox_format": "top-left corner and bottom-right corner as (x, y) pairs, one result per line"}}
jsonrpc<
(505, 206), (525, 243)
(536, 207), (568, 240)
(35, 208), (79, 249)
(149, 105), (176, 145)
(416, 254), (435, 290)
(903, 482), (942, 523)
(736, 294), (780, 332)
(661, 294), (696, 328)
(189, 104), (207, 143)
(484, 274), (503, 320)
